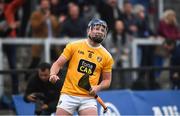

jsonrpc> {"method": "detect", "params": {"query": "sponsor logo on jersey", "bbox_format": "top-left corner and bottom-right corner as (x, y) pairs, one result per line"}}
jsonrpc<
(77, 59), (96, 75)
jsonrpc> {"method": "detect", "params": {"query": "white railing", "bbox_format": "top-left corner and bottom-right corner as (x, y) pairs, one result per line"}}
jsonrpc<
(131, 38), (164, 68)
(0, 38), (79, 96)
(131, 38), (164, 80)
(0, 37), (164, 96)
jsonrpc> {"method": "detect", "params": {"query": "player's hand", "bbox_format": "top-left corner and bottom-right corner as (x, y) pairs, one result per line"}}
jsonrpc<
(89, 85), (101, 96)
(49, 74), (59, 84)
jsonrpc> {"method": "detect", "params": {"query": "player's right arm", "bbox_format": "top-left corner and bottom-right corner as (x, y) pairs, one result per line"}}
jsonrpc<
(49, 42), (74, 83)
(49, 55), (67, 83)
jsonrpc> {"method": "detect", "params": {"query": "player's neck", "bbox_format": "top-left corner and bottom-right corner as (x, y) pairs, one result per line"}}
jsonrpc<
(87, 38), (101, 48)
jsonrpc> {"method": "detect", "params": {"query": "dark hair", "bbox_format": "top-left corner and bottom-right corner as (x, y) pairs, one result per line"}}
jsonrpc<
(112, 19), (126, 45)
(38, 62), (51, 71)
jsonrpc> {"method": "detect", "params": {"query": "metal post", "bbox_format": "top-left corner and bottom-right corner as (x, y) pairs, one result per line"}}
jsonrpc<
(131, 39), (138, 80)
(118, 0), (124, 10)
(158, 0), (164, 19)
(44, 39), (50, 63)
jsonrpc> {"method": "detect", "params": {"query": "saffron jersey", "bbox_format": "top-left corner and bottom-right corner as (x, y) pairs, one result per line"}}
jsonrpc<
(61, 39), (114, 97)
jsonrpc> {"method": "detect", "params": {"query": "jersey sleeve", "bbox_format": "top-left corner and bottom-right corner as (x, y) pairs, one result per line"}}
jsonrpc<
(102, 56), (114, 72)
(61, 43), (74, 60)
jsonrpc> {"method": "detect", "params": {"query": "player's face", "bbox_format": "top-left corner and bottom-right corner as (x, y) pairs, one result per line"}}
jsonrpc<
(38, 69), (50, 81)
(88, 25), (107, 43)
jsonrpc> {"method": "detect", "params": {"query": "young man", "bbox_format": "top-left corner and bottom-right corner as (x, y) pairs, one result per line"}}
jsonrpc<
(24, 62), (61, 115)
(49, 18), (114, 115)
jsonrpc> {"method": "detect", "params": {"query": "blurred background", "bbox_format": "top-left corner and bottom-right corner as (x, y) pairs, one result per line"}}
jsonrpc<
(0, 0), (180, 115)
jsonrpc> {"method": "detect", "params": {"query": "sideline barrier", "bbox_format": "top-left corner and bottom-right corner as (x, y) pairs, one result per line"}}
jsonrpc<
(12, 91), (180, 115)
(98, 90), (180, 116)
(12, 95), (35, 115)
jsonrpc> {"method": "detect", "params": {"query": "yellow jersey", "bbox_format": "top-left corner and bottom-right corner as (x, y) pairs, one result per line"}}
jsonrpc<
(61, 39), (114, 97)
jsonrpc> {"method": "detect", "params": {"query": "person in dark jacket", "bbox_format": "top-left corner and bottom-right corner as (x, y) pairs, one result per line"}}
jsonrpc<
(60, 2), (87, 37)
(163, 40), (180, 89)
(24, 62), (62, 115)
(97, 0), (123, 31)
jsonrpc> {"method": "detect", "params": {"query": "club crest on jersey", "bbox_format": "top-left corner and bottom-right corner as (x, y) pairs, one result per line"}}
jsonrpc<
(88, 53), (92, 58)
(88, 50), (94, 58)
(97, 57), (102, 62)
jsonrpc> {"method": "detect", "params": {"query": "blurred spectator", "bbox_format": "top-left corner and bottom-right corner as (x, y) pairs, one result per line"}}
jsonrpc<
(163, 40), (180, 90)
(133, 4), (157, 89)
(4, 0), (24, 37)
(19, 0), (31, 37)
(50, 0), (68, 17)
(0, 9), (18, 36)
(134, 4), (154, 67)
(24, 62), (62, 115)
(60, 2), (87, 37)
(122, 1), (138, 36)
(105, 20), (130, 68)
(0, 0), (22, 94)
(97, 0), (123, 31)
(154, 9), (180, 80)
(157, 9), (180, 40)
(50, 0), (69, 24)
(104, 20), (132, 88)
(82, 1), (98, 24)
(134, 4), (154, 38)
(27, 0), (59, 71)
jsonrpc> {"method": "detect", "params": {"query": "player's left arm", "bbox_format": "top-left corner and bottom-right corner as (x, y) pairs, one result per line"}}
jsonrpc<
(99, 72), (112, 90)
(98, 55), (114, 90)
(90, 54), (114, 95)
(90, 72), (111, 95)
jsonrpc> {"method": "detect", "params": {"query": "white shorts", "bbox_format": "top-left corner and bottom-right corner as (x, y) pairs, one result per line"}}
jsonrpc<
(57, 94), (97, 114)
